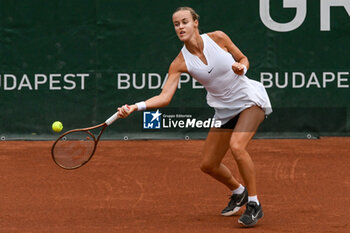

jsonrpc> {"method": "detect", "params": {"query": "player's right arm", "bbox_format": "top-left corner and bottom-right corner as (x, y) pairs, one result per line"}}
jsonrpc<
(118, 52), (187, 118)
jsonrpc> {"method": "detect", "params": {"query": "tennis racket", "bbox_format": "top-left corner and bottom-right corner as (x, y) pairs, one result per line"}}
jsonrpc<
(51, 111), (120, 170)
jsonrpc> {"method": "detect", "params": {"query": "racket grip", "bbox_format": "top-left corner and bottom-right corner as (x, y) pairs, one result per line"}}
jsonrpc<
(105, 112), (119, 125)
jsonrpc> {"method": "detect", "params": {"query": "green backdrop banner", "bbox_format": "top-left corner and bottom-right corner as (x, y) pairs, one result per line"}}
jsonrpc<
(1, 0), (349, 140)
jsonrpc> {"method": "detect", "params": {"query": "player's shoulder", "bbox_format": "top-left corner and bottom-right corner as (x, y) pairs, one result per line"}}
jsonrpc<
(207, 30), (230, 42)
(171, 51), (185, 67)
(206, 30), (233, 50)
(169, 51), (187, 73)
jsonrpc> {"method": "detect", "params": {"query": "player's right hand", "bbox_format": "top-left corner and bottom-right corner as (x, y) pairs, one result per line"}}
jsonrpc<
(118, 104), (137, 118)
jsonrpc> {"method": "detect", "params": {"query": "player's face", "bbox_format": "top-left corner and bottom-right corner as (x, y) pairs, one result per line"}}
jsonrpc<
(172, 10), (198, 42)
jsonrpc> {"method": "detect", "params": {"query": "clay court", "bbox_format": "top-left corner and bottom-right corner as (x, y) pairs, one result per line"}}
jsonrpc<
(1, 137), (349, 233)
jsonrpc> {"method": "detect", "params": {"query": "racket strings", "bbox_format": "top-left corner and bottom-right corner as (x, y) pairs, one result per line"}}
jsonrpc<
(53, 131), (96, 169)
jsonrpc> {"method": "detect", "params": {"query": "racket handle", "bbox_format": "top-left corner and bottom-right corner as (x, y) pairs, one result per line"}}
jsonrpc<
(105, 112), (119, 126)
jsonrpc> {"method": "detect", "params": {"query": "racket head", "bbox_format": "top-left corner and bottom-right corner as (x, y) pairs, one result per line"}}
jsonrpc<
(51, 130), (97, 170)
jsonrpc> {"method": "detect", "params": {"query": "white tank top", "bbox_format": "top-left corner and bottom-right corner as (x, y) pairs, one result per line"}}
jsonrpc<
(181, 34), (272, 124)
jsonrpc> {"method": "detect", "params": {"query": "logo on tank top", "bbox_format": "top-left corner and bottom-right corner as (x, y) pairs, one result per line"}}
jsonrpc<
(208, 67), (214, 73)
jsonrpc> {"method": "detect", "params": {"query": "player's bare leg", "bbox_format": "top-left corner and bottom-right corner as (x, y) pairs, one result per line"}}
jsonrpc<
(200, 128), (240, 190)
(200, 126), (249, 216)
(230, 105), (264, 195)
(230, 105), (265, 226)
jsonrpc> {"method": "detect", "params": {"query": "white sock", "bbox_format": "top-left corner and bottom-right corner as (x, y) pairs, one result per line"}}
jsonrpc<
(248, 195), (260, 205)
(232, 184), (245, 195)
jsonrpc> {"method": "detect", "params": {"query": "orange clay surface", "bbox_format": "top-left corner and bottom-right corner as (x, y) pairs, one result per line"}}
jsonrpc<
(1, 137), (349, 233)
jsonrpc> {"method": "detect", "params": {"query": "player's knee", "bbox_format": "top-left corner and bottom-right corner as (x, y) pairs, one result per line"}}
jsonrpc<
(200, 161), (216, 174)
(230, 142), (245, 161)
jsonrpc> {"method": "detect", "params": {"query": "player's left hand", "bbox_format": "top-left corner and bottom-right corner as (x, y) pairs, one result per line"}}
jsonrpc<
(232, 62), (245, 76)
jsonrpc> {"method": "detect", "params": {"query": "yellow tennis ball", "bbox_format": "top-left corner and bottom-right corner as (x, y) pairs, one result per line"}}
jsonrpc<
(52, 121), (63, 133)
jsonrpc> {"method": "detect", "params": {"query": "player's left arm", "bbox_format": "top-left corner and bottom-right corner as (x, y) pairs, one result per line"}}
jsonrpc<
(208, 30), (249, 75)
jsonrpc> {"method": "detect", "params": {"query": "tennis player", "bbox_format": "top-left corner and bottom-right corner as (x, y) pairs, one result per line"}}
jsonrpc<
(118, 7), (272, 227)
